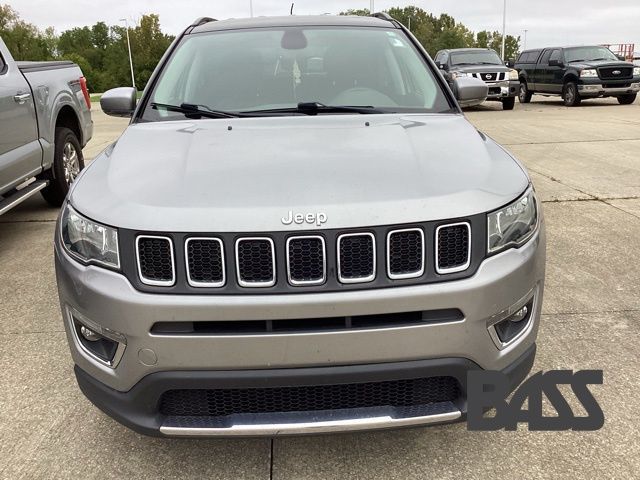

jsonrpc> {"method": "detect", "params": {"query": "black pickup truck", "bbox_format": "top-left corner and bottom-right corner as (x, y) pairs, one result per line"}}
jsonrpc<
(515, 45), (640, 106)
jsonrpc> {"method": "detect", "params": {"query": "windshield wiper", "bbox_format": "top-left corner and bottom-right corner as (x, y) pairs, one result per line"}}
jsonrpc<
(246, 102), (386, 116)
(567, 59), (587, 63)
(150, 102), (244, 119)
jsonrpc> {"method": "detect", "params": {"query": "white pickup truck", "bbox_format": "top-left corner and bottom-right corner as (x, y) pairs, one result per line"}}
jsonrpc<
(0, 37), (93, 214)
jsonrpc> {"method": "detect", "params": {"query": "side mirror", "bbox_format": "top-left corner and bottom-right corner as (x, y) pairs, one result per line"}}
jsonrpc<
(453, 77), (488, 108)
(505, 59), (515, 68)
(548, 59), (563, 68)
(100, 87), (137, 117)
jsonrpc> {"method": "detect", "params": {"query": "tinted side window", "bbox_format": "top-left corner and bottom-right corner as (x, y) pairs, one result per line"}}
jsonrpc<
(0, 54), (5, 73)
(540, 50), (553, 65)
(549, 49), (562, 62)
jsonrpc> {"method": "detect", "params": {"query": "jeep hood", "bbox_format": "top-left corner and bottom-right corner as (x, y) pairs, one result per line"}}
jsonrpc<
(71, 114), (528, 232)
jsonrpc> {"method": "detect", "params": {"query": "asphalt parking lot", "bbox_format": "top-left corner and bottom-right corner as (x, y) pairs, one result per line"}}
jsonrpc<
(1, 96), (639, 479)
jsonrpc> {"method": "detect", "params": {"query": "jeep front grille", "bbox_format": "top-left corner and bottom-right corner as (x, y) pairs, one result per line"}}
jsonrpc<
(436, 223), (471, 274)
(286, 236), (326, 286)
(129, 219), (477, 293)
(235, 238), (276, 287)
(387, 229), (425, 279)
(338, 233), (376, 283)
(186, 238), (225, 287)
(136, 236), (175, 286)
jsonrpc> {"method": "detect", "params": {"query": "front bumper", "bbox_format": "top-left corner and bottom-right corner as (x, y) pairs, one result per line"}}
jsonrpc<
(579, 80), (640, 97)
(75, 343), (536, 437)
(486, 80), (519, 100)
(56, 223), (545, 436)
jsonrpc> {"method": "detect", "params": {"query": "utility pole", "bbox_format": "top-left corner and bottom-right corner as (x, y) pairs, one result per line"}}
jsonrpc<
(120, 19), (136, 90)
(250, 0), (253, 17)
(524, 29), (528, 50)
(501, 0), (507, 60)
(370, 0), (375, 14)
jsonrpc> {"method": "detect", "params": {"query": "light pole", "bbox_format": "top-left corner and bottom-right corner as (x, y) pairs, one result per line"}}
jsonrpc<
(524, 29), (528, 50)
(370, 0), (375, 13)
(250, 0), (254, 17)
(500, 0), (507, 60)
(120, 19), (136, 90)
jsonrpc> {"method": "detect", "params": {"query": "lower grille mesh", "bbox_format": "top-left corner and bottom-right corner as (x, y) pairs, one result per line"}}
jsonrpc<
(159, 376), (461, 418)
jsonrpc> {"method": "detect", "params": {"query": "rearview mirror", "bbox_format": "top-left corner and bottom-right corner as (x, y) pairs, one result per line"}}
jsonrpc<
(453, 77), (488, 108)
(548, 59), (563, 67)
(100, 87), (137, 117)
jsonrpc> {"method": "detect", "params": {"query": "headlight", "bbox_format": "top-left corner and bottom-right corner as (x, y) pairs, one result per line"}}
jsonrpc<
(488, 188), (538, 254)
(451, 71), (470, 79)
(634, 67), (640, 76)
(508, 69), (518, 80)
(60, 204), (120, 269)
(580, 69), (598, 78)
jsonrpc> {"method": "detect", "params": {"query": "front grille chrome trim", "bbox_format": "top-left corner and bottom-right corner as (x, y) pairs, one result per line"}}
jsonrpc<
(386, 228), (425, 280)
(135, 235), (176, 287)
(235, 237), (276, 288)
(337, 232), (376, 284)
(185, 237), (226, 288)
(435, 222), (472, 275)
(286, 235), (327, 286)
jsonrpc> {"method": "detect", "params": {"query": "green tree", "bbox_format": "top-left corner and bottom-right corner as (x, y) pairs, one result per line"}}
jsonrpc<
(475, 30), (521, 60)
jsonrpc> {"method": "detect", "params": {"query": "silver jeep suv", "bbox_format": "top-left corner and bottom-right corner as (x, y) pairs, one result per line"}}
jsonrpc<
(55, 14), (545, 437)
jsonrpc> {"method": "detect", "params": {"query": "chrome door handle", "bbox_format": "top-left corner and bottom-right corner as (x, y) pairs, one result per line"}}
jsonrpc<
(14, 93), (31, 104)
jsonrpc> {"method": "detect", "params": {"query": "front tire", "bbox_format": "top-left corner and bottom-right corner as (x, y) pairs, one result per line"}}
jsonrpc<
(617, 94), (637, 105)
(563, 82), (581, 107)
(502, 97), (516, 110)
(518, 82), (532, 103)
(41, 127), (85, 207)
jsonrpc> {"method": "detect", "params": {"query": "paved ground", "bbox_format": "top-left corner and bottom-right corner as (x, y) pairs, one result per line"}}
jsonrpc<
(1, 96), (639, 479)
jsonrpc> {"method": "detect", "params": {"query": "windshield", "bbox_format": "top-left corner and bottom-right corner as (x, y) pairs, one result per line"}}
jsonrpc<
(450, 50), (502, 66)
(564, 47), (619, 63)
(141, 26), (451, 121)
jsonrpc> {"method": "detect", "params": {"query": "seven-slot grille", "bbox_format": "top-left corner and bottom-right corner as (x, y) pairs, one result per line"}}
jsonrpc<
(287, 236), (326, 285)
(185, 238), (225, 287)
(387, 229), (425, 279)
(235, 238), (276, 287)
(338, 233), (376, 283)
(133, 223), (472, 289)
(136, 236), (175, 286)
(436, 223), (471, 274)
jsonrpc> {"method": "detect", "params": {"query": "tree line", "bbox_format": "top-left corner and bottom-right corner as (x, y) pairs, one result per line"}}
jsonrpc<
(1, 4), (520, 93)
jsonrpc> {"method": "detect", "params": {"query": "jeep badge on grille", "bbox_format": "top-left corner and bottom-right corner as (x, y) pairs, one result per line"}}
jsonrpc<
(282, 211), (328, 227)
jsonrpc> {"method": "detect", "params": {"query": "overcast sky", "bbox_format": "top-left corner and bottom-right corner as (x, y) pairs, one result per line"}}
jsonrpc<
(8, 0), (640, 52)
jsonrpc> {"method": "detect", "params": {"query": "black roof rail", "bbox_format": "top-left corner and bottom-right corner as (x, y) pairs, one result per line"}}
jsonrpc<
(190, 17), (217, 27)
(371, 12), (401, 28)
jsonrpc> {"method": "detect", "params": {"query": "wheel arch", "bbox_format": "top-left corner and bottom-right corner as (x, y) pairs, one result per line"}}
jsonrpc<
(55, 105), (83, 146)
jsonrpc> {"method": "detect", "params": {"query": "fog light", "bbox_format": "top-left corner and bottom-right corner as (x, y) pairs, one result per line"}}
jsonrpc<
(67, 307), (126, 368)
(494, 300), (534, 344)
(80, 325), (101, 342)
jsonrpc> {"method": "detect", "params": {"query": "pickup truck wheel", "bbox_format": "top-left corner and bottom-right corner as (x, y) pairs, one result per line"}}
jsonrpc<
(518, 82), (532, 103)
(502, 97), (516, 110)
(617, 94), (637, 105)
(562, 82), (581, 107)
(41, 127), (85, 207)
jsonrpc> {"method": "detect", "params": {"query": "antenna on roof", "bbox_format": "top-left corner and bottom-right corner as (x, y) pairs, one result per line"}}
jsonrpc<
(290, 3), (294, 15)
